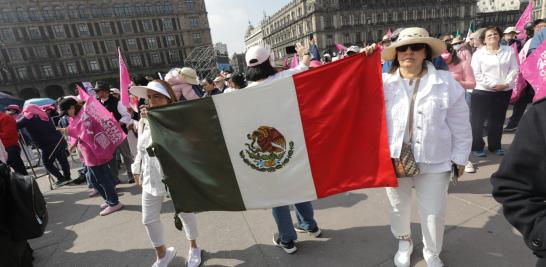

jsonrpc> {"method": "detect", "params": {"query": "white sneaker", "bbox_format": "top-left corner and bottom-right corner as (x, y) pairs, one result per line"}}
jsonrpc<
(152, 247), (176, 267)
(186, 247), (202, 267)
(464, 161), (476, 173)
(394, 240), (413, 267)
(423, 248), (444, 267)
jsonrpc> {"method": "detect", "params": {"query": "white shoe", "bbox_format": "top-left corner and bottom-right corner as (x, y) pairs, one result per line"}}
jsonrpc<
(423, 248), (444, 267)
(464, 161), (476, 173)
(152, 247), (176, 267)
(186, 247), (202, 267)
(394, 240), (413, 267)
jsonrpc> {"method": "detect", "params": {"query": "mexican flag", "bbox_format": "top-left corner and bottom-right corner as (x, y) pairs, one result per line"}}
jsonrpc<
(147, 52), (397, 213)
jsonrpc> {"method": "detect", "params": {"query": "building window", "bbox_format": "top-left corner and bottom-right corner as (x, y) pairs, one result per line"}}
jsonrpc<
(143, 20), (153, 32)
(192, 32), (201, 44)
(105, 40), (117, 53)
(29, 27), (41, 40)
(100, 22), (111, 34)
(16, 67), (28, 80)
(130, 55), (142, 66)
(168, 50), (180, 62)
(185, 0), (195, 10)
(91, 5), (102, 18)
(43, 7), (54, 20)
(83, 42), (95, 55)
(68, 6), (78, 18)
(42, 65), (54, 78)
(53, 25), (66, 38)
(121, 20), (133, 33)
(110, 58), (118, 68)
(35, 46), (48, 58)
(189, 17), (198, 28)
(166, 35), (176, 47)
(127, 39), (138, 50)
(147, 37), (158, 49)
(66, 62), (78, 74)
(16, 8), (28, 21)
(0, 28), (15, 42)
(89, 60), (100, 71)
(102, 5), (113, 17)
(58, 44), (72, 57)
(29, 8), (40, 21)
(150, 53), (161, 64)
(78, 23), (90, 36)
(8, 48), (22, 62)
(162, 18), (173, 31)
(114, 4), (124, 16)
(54, 7), (64, 20)
(79, 5), (89, 18)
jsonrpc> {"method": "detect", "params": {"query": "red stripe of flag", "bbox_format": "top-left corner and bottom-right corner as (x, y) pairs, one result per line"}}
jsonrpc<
(293, 52), (397, 198)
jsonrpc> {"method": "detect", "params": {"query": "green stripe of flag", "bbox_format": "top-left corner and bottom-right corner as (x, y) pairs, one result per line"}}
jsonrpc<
(148, 97), (246, 212)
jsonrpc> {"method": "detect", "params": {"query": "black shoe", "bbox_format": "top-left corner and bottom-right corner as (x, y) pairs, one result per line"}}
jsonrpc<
(272, 234), (297, 254)
(72, 176), (86, 184)
(294, 224), (322, 237)
(114, 179), (121, 185)
(128, 178), (135, 184)
(55, 179), (71, 186)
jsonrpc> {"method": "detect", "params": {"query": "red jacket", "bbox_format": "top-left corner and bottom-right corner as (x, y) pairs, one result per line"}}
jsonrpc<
(0, 112), (19, 148)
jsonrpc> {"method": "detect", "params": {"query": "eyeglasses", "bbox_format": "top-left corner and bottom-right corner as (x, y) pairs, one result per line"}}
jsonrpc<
(395, 44), (427, 52)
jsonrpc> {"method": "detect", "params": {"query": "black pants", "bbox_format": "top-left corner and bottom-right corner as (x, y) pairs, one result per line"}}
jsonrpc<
(41, 145), (70, 181)
(6, 146), (28, 176)
(507, 85), (535, 129)
(471, 90), (512, 152)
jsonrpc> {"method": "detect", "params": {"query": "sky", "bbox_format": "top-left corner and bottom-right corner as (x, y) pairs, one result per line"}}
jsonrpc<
(204, 0), (291, 54)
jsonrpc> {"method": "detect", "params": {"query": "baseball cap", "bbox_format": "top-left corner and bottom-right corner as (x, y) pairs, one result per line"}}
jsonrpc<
(245, 46), (271, 67)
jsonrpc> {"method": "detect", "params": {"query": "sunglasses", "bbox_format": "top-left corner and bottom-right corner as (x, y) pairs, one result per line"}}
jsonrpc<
(395, 44), (427, 52)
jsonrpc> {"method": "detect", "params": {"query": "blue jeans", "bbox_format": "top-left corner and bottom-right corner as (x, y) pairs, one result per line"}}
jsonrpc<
(87, 164), (119, 206)
(272, 201), (317, 243)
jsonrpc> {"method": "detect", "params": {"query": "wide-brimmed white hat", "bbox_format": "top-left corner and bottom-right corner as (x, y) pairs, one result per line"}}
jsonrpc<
(381, 27), (446, 61)
(245, 46), (271, 67)
(130, 81), (171, 100)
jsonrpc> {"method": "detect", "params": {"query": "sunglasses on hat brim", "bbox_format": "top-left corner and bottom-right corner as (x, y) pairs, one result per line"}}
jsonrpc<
(395, 44), (427, 52)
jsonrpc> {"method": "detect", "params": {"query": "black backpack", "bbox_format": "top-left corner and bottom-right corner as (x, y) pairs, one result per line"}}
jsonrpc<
(8, 170), (48, 241)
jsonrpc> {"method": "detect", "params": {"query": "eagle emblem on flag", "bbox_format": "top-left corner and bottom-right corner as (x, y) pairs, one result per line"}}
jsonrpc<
(240, 126), (294, 172)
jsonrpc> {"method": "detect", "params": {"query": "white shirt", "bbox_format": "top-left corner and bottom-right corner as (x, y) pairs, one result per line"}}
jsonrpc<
(247, 63), (309, 87)
(131, 118), (166, 196)
(471, 45), (519, 92)
(383, 62), (472, 171)
(223, 88), (237, 93)
(0, 139), (7, 163)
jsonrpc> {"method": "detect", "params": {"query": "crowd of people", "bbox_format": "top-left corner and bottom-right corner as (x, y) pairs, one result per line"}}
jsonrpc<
(2, 19), (546, 267)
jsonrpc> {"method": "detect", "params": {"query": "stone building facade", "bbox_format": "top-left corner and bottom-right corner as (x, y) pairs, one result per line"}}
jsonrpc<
(246, 0), (477, 65)
(0, 0), (212, 99)
(476, 0), (527, 29)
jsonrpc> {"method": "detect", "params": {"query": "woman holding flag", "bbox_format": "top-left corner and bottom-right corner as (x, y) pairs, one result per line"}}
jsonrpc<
(129, 80), (202, 267)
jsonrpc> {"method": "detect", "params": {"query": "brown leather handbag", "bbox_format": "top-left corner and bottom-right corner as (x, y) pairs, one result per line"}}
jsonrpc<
(392, 78), (421, 178)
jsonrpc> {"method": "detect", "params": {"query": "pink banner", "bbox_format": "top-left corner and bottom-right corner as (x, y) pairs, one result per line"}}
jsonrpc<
(290, 54), (299, 69)
(335, 43), (348, 52)
(67, 86), (126, 166)
(510, 43), (528, 103)
(516, 0), (533, 40)
(386, 28), (392, 38)
(118, 47), (131, 108)
(521, 39), (546, 102)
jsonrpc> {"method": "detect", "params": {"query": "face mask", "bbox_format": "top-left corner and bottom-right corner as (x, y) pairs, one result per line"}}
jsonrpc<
(453, 44), (462, 51)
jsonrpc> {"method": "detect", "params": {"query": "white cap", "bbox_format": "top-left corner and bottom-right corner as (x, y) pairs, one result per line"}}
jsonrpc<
(347, 45), (360, 53)
(110, 88), (120, 94)
(130, 81), (171, 100)
(245, 46), (271, 67)
(504, 26), (520, 34)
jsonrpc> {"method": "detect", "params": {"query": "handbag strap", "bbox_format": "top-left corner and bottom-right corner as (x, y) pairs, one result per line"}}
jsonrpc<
(406, 78), (421, 143)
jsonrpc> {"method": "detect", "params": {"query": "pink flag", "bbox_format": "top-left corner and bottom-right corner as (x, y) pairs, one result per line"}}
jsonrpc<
(521, 39), (546, 102)
(516, 0), (533, 40)
(335, 43), (348, 52)
(283, 56), (289, 69)
(386, 28), (392, 38)
(511, 42), (529, 103)
(67, 86), (127, 166)
(290, 54), (299, 69)
(118, 47), (131, 108)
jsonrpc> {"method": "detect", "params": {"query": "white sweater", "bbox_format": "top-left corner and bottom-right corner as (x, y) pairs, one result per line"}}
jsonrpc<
(471, 45), (519, 92)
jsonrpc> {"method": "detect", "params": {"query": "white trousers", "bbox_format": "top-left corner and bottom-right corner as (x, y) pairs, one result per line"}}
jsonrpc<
(386, 172), (450, 256)
(141, 190), (198, 248)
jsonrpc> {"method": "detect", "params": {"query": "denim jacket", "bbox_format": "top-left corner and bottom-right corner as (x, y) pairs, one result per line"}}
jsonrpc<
(382, 62), (472, 166)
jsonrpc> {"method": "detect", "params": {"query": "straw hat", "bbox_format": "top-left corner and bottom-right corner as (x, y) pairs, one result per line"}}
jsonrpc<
(381, 27), (446, 61)
(451, 36), (464, 45)
(165, 67), (199, 86)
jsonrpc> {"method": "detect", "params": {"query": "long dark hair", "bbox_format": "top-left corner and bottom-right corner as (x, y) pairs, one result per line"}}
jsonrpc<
(445, 43), (461, 65)
(388, 44), (433, 74)
(245, 58), (278, 82)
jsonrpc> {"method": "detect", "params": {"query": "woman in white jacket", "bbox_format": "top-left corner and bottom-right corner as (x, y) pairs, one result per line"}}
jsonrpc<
(376, 28), (472, 267)
(130, 80), (201, 267)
